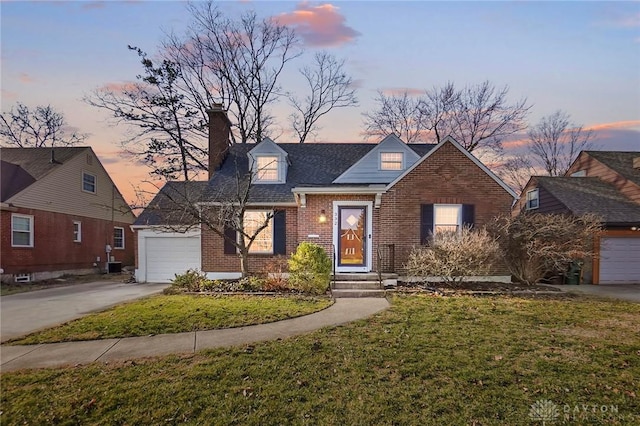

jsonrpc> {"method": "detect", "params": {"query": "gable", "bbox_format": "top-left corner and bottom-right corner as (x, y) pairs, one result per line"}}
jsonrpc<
(333, 135), (422, 184)
(247, 138), (289, 184)
(5, 148), (135, 223)
(387, 136), (518, 200)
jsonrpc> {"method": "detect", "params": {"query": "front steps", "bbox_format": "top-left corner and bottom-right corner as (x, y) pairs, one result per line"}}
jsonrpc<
(331, 273), (397, 298)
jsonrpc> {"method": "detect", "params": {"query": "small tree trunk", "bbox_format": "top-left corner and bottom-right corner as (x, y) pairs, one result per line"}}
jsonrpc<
(239, 251), (249, 278)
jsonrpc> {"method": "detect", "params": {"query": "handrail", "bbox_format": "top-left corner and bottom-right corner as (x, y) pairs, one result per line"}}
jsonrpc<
(376, 245), (383, 289)
(332, 243), (337, 289)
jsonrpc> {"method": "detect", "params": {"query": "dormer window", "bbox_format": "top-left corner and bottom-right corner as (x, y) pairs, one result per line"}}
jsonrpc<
(256, 156), (279, 182)
(380, 152), (403, 170)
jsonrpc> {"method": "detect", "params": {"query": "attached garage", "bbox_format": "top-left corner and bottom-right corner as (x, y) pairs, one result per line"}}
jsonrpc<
(136, 229), (201, 283)
(598, 236), (640, 284)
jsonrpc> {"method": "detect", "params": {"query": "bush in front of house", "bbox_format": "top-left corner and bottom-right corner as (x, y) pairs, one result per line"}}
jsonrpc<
(288, 242), (332, 295)
(486, 213), (601, 285)
(169, 269), (214, 292)
(406, 227), (500, 284)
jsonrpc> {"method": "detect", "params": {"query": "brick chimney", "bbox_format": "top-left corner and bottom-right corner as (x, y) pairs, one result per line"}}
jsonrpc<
(207, 103), (231, 179)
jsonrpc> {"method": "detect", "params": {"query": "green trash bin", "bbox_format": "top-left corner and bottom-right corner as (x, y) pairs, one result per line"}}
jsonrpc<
(566, 261), (582, 285)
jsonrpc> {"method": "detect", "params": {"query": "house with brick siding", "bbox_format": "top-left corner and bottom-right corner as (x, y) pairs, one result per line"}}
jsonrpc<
(134, 106), (517, 283)
(1, 147), (135, 283)
(513, 151), (640, 284)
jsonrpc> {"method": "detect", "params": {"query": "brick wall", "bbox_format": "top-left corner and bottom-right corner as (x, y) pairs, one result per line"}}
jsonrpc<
(1, 207), (134, 276)
(201, 206), (298, 273)
(379, 141), (514, 273)
(198, 142), (514, 276)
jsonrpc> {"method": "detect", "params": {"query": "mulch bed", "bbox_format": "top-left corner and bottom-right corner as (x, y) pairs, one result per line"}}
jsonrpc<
(394, 281), (566, 297)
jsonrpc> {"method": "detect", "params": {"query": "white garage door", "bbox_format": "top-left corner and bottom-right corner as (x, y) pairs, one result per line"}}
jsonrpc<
(599, 237), (640, 284)
(145, 236), (201, 283)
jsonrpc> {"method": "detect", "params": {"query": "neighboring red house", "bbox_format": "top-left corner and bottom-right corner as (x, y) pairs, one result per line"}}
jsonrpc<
(133, 106), (517, 283)
(513, 151), (640, 284)
(1, 147), (135, 283)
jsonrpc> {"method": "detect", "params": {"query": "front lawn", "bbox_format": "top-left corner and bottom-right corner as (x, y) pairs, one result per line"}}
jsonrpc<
(2, 294), (639, 425)
(8, 294), (332, 344)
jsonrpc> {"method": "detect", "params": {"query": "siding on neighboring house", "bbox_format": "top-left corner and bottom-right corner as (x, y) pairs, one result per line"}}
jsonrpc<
(5, 148), (134, 223)
(567, 153), (640, 204)
(512, 181), (571, 215)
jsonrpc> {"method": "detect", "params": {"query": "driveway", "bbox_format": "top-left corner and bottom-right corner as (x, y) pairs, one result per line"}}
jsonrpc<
(545, 284), (640, 302)
(1, 281), (169, 342)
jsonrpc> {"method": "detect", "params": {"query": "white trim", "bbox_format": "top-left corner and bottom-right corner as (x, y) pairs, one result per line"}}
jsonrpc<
(73, 220), (82, 242)
(82, 171), (97, 194)
(11, 213), (34, 247)
(333, 200), (373, 273)
(242, 210), (274, 255)
(206, 272), (242, 280)
(113, 226), (125, 249)
(195, 202), (297, 207)
(433, 204), (462, 233)
(136, 228), (202, 283)
(292, 186), (386, 195)
(380, 151), (405, 170)
(386, 136), (518, 199)
(525, 188), (539, 210)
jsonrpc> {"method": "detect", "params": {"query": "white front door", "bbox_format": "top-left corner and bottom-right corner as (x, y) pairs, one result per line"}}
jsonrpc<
(333, 201), (373, 273)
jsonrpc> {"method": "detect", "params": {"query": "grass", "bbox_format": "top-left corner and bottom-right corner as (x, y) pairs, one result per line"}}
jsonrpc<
(2, 293), (639, 425)
(8, 294), (333, 344)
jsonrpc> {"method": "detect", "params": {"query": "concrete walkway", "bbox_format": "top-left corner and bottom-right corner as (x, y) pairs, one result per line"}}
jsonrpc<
(544, 284), (640, 302)
(0, 298), (389, 372)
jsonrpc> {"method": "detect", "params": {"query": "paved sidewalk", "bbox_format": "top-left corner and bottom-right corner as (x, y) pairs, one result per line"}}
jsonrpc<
(543, 284), (640, 302)
(0, 298), (389, 372)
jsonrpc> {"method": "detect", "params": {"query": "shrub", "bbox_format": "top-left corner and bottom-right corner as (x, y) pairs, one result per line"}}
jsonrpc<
(487, 213), (602, 285)
(262, 255), (291, 292)
(406, 227), (500, 284)
(288, 242), (332, 295)
(170, 269), (214, 292)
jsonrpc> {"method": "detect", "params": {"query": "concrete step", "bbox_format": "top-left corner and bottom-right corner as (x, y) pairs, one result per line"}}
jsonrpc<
(333, 281), (381, 290)
(332, 289), (387, 298)
(334, 273), (398, 281)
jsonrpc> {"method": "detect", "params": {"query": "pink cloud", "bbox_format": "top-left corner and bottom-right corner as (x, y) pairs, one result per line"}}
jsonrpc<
(381, 87), (424, 97)
(608, 13), (640, 28)
(100, 81), (139, 93)
(19, 73), (35, 84)
(82, 1), (106, 11)
(1, 89), (18, 101)
(275, 3), (360, 47)
(584, 120), (640, 132)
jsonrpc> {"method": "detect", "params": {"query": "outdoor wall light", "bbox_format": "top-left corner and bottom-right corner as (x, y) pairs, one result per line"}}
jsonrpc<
(318, 209), (327, 223)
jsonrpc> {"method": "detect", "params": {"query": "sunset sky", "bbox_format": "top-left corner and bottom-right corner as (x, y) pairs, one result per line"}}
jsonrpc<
(2, 1), (639, 205)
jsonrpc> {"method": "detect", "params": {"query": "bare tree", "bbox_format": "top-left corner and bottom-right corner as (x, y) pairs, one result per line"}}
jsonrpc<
(177, 2), (301, 145)
(289, 51), (358, 143)
(0, 102), (87, 148)
(87, 2), (358, 179)
(488, 213), (601, 285)
(496, 153), (536, 194)
(136, 156), (277, 277)
(86, 47), (207, 181)
(528, 110), (595, 176)
(362, 90), (429, 143)
(450, 81), (530, 153)
(362, 81), (530, 152)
